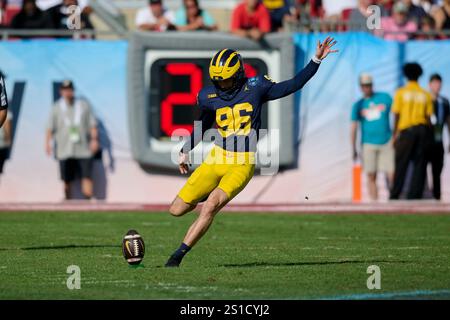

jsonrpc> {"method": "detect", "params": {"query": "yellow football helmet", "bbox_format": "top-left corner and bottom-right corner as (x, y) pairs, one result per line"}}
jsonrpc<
(209, 49), (245, 92)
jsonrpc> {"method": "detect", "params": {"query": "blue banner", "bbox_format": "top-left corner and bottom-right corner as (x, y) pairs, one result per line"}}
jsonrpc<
(0, 34), (449, 203)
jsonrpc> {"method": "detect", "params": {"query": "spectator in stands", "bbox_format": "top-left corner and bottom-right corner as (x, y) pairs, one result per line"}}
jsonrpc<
(351, 73), (394, 201)
(10, 0), (53, 31)
(291, 0), (313, 23)
(415, 14), (441, 39)
(427, 73), (450, 200)
(46, 0), (93, 34)
(0, 0), (6, 27)
(308, 0), (325, 19)
(37, 0), (90, 11)
(46, 80), (99, 200)
(136, 0), (175, 32)
(8, 0), (23, 5)
(175, 0), (217, 31)
(262, 0), (295, 32)
(401, 0), (427, 25)
(321, 0), (357, 19)
(375, 0), (394, 14)
(390, 63), (434, 200)
(432, 0), (450, 31)
(417, 0), (438, 15)
(37, 1), (62, 10)
(378, 1), (417, 41)
(346, 0), (384, 31)
(319, 0), (357, 31)
(231, 0), (271, 41)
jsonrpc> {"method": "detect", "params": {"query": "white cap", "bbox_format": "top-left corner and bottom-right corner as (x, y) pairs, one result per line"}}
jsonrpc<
(359, 73), (373, 85)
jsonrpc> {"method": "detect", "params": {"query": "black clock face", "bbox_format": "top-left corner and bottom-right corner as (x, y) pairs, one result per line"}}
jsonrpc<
(148, 57), (269, 140)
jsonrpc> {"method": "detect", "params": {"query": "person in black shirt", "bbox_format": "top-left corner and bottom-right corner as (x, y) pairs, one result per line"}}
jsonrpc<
(10, 0), (54, 33)
(428, 73), (450, 200)
(403, 0), (427, 26)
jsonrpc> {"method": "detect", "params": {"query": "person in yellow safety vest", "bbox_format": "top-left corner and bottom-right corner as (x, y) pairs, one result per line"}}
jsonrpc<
(390, 62), (434, 200)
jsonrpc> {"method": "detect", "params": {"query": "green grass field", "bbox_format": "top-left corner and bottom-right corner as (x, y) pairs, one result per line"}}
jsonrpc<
(0, 211), (449, 300)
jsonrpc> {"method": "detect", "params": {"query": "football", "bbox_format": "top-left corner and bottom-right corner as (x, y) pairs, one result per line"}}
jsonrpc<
(122, 229), (145, 265)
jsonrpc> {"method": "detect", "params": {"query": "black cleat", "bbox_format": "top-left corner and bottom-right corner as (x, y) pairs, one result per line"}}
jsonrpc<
(165, 256), (181, 267)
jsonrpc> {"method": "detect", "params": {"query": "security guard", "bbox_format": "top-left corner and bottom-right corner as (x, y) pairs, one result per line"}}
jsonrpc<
(390, 63), (434, 200)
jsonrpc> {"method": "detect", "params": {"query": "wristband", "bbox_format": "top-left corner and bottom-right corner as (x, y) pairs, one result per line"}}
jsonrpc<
(312, 55), (322, 64)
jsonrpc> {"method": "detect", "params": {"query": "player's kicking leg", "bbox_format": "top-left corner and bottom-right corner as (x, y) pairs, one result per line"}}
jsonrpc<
(165, 147), (254, 267)
(165, 157), (221, 267)
(169, 196), (197, 217)
(165, 188), (229, 267)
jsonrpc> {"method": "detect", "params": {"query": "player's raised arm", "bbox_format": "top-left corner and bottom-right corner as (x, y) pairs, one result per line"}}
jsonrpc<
(264, 36), (338, 101)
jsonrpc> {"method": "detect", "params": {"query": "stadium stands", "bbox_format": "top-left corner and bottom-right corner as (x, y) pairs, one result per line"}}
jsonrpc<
(1, 0), (450, 39)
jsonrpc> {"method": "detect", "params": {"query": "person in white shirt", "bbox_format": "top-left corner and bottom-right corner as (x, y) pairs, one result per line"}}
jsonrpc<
(135, 0), (175, 31)
(46, 80), (99, 200)
(9, 0), (90, 10)
(36, 0), (89, 10)
(322, 0), (357, 18)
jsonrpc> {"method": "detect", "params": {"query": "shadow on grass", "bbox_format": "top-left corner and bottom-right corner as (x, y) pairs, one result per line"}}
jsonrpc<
(220, 259), (412, 268)
(0, 244), (120, 251)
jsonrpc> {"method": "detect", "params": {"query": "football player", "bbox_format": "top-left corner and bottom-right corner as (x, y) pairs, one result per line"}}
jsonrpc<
(165, 36), (338, 267)
(0, 71), (8, 128)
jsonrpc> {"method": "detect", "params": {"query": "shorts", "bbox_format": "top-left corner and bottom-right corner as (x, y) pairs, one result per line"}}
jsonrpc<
(59, 158), (93, 183)
(362, 142), (394, 174)
(0, 148), (9, 174)
(178, 145), (255, 204)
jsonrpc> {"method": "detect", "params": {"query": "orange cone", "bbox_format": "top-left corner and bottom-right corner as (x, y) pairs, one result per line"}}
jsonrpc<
(352, 162), (362, 203)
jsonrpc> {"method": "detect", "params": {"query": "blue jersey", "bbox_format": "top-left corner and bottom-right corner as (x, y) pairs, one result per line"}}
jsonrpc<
(351, 92), (393, 145)
(182, 59), (320, 153)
